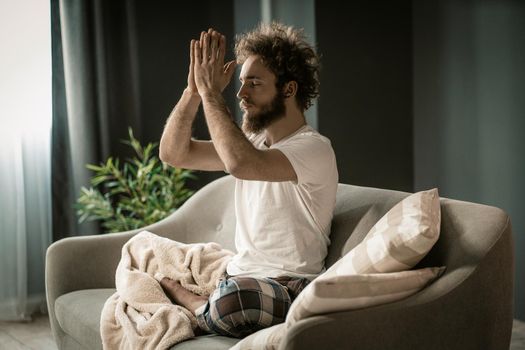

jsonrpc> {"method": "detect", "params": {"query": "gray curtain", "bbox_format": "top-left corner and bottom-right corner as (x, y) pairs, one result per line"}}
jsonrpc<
(52, 0), (235, 241)
(52, 0), (142, 240)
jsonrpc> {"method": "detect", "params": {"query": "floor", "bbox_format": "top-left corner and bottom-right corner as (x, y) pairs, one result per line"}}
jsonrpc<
(514, 320), (525, 349)
(0, 314), (56, 350)
(0, 314), (525, 349)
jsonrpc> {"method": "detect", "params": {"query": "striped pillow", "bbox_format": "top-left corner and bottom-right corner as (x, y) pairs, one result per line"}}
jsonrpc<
(285, 266), (445, 325)
(336, 188), (441, 275)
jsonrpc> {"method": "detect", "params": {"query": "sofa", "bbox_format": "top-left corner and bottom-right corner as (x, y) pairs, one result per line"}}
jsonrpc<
(46, 175), (514, 349)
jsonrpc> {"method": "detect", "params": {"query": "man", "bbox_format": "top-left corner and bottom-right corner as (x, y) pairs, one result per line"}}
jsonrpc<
(159, 22), (338, 338)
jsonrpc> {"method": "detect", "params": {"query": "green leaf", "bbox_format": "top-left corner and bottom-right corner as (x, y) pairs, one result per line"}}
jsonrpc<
(86, 164), (104, 172)
(75, 127), (197, 233)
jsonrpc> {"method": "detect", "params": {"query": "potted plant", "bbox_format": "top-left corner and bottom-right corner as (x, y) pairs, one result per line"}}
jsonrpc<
(76, 128), (196, 233)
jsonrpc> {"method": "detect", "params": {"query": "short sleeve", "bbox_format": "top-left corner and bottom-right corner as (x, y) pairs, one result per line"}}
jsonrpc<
(276, 133), (336, 186)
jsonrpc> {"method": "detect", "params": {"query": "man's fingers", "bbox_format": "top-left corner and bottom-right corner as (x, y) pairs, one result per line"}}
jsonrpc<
(194, 40), (201, 65)
(223, 60), (232, 72)
(202, 33), (209, 63)
(208, 28), (214, 53)
(218, 34), (226, 63)
(216, 35), (220, 61)
(189, 40), (195, 67)
(209, 32), (216, 55)
(199, 31), (205, 62)
(225, 60), (237, 80)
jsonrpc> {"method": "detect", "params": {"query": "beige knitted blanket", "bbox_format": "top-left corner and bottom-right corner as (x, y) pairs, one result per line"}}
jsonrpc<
(100, 231), (234, 350)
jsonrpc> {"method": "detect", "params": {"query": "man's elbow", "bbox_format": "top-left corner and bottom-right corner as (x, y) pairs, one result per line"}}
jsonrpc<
(158, 146), (171, 164)
(159, 147), (182, 168)
(226, 160), (252, 179)
(225, 163), (240, 177)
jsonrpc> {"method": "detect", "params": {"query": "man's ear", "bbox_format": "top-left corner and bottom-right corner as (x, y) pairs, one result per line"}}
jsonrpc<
(283, 81), (298, 98)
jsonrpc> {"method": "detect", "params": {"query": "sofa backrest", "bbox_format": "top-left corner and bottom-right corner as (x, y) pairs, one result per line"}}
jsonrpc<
(173, 175), (237, 249)
(169, 175), (510, 274)
(327, 183), (511, 274)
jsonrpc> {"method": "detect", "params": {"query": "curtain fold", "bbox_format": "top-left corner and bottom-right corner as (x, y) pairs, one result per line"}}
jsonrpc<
(52, 0), (142, 240)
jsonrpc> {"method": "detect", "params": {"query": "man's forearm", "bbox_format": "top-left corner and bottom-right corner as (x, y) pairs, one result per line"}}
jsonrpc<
(159, 89), (201, 165)
(201, 92), (257, 172)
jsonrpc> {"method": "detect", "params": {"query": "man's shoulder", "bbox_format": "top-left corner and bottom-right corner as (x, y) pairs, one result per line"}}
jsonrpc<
(281, 126), (334, 154)
(275, 125), (338, 185)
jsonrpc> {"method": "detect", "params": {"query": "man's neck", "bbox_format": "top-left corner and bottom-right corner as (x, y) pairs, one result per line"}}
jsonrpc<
(264, 109), (306, 147)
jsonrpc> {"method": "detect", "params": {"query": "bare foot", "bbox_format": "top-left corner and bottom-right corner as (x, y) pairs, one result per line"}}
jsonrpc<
(159, 278), (208, 315)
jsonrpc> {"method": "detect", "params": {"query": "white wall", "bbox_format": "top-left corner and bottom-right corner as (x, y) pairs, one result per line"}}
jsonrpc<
(0, 0), (52, 319)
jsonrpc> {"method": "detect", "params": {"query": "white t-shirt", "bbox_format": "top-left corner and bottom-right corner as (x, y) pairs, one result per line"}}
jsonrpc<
(226, 124), (339, 280)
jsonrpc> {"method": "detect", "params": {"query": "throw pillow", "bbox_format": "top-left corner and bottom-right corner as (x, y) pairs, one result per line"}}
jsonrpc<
(336, 188), (441, 275)
(285, 266), (445, 325)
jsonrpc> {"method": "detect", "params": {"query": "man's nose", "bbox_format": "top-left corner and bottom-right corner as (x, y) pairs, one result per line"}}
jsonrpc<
(237, 84), (248, 100)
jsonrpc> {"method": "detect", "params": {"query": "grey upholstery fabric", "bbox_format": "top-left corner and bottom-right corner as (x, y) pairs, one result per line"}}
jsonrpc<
(55, 289), (115, 349)
(169, 334), (239, 350)
(46, 175), (514, 349)
(54, 288), (238, 350)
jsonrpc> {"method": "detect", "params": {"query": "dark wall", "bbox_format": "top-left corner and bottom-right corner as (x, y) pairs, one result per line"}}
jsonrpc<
(315, 1), (413, 191)
(413, 0), (525, 320)
(132, 1), (235, 189)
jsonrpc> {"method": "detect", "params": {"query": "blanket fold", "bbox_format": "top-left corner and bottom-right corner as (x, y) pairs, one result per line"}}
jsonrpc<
(100, 231), (234, 350)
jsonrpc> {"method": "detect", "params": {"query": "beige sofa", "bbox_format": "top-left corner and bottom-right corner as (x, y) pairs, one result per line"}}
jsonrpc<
(46, 175), (514, 349)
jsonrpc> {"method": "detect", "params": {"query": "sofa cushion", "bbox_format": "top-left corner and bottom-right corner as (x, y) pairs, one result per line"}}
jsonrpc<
(229, 323), (285, 350)
(55, 288), (241, 350)
(170, 334), (240, 349)
(55, 288), (115, 350)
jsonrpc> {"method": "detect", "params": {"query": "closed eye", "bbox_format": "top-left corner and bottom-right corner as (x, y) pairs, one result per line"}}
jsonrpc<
(239, 77), (263, 87)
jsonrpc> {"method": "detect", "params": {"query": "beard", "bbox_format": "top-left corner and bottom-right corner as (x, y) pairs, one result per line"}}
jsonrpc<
(241, 92), (286, 134)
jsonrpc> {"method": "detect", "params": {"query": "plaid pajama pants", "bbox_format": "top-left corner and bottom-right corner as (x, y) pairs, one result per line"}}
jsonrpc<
(195, 275), (310, 338)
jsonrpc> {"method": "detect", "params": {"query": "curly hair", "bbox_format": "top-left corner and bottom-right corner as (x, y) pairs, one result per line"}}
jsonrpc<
(234, 22), (320, 111)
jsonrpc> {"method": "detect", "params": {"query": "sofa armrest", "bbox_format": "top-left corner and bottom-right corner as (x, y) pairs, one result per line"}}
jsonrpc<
(46, 231), (132, 296)
(45, 230), (135, 348)
(46, 210), (188, 295)
(279, 224), (514, 350)
(280, 292), (510, 350)
(45, 210), (188, 347)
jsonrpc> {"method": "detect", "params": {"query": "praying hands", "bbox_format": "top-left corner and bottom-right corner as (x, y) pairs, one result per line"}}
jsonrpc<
(190, 28), (236, 97)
